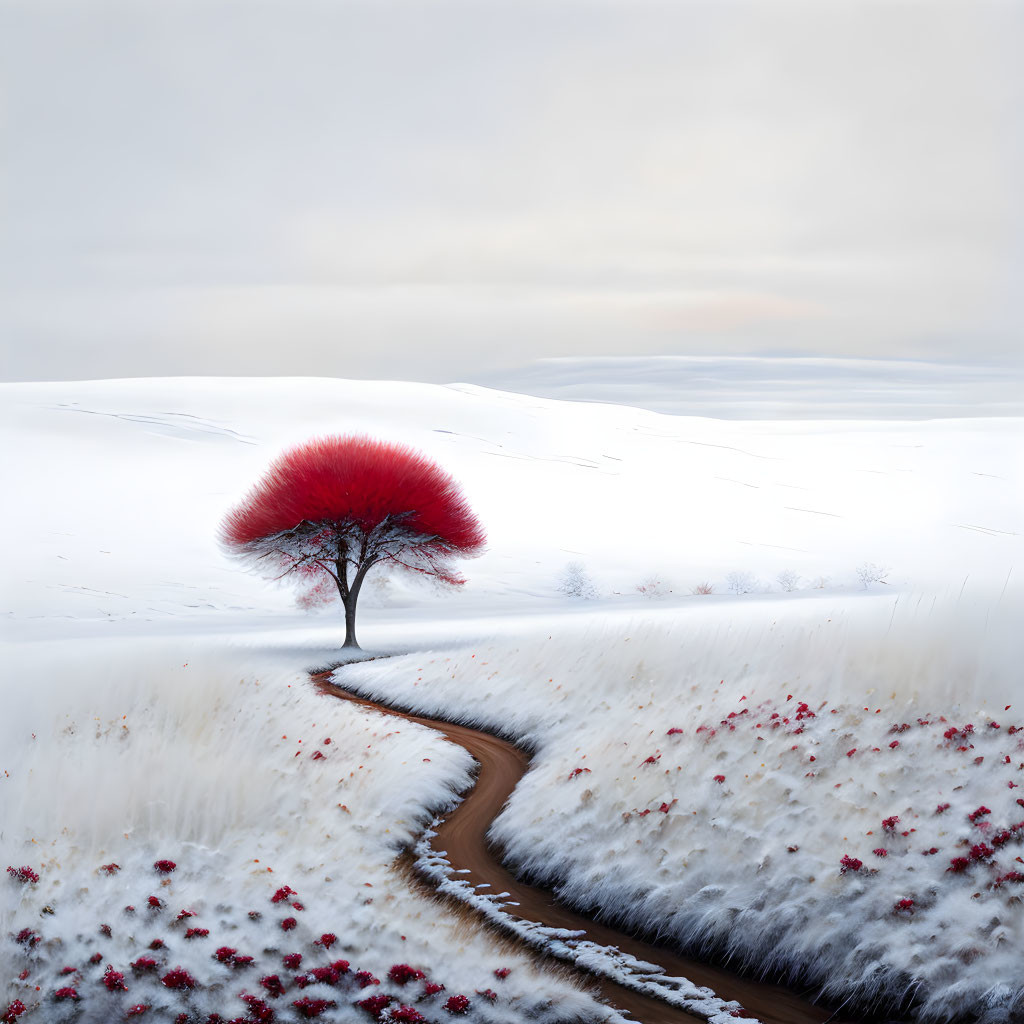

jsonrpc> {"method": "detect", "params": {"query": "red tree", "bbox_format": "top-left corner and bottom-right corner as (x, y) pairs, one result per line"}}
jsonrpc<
(220, 435), (486, 649)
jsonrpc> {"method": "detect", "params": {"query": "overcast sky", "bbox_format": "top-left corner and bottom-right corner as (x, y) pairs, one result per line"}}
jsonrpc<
(1, 0), (1021, 384)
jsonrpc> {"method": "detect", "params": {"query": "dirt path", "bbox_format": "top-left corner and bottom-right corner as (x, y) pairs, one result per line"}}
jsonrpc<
(314, 671), (861, 1024)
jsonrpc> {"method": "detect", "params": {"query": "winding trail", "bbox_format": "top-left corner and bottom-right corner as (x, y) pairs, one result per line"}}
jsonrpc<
(313, 671), (861, 1024)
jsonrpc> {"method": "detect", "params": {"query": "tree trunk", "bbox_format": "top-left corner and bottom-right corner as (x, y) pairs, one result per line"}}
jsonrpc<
(340, 560), (375, 650)
(342, 593), (359, 649)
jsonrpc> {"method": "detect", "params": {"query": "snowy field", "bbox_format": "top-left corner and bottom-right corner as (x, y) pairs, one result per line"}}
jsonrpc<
(2, 371), (1022, 1022)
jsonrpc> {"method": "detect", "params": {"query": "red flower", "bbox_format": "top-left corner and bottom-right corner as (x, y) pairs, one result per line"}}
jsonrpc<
(423, 981), (445, 995)
(839, 855), (863, 874)
(161, 967), (197, 990)
(283, 953), (302, 970)
(292, 997), (336, 1019)
(354, 971), (379, 988)
(126, 1007), (150, 1018)
(148, 939), (165, 950)
(100, 863), (120, 875)
(314, 933), (337, 948)
(494, 967), (511, 979)
(356, 993), (393, 1018)
(872, 848), (888, 858)
(6, 865), (39, 884)
(260, 975), (286, 997)
(388, 964), (426, 985)
(1, 1001), (26, 1024)
(567, 767), (591, 780)
(89, 953), (103, 964)
(947, 857), (971, 873)
(102, 966), (127, 991)
(184, 927), (209, 939)
(54, 987), (79, 1001)
(231, 954), (255, 968)
(476, 988), (498, 1001)
(936, 803), (951, 814)
(390, 1007), (426, 1023)
(308, 965), (345, 986)
(639, 755), (660, 766)
(894, 899), (914, 912)
(713, 774), (726, 784)
(882, 816), (900, 831)
(153, 860), (176, 874)
(444, 994), (471, 1014)
(667, 727), (684, 735)
(280, 917), (297, 932)
(131, 957), (159, 973)
(968, 806), (992, 823)
(147, 896), (162, 909)
(239, 994), (274, 1022)
(969, 843), (994, 861)
(994, 871), (1024, 886)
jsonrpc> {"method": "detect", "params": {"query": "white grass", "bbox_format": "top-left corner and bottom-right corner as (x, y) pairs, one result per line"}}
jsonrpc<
(0, 641), (606, 1021)
(343, 590), (1024, 1022)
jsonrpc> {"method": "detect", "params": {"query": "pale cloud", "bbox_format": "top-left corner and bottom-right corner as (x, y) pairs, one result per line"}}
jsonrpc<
(1, 0), (1020, 382)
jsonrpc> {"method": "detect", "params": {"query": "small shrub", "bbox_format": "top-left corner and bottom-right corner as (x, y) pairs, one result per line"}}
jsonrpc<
(690, 581), (715, 595)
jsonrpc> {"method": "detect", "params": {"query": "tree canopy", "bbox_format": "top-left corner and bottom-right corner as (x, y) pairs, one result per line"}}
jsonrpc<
(220, 435), (486, 647)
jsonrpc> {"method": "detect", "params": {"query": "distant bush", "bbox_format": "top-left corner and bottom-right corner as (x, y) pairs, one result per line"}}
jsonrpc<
(726, 571), (757, 595)
(776, 569), (801, 592)
(557, 562), (598, 600)
(636, 576), (672, 599)
(856, 562), (890, 588)
(690, 581), (715, 595)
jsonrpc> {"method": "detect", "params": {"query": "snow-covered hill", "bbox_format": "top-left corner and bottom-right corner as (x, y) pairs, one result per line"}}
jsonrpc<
(3, 375), (1019, 642)
(2, 372), (1021, 1022)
